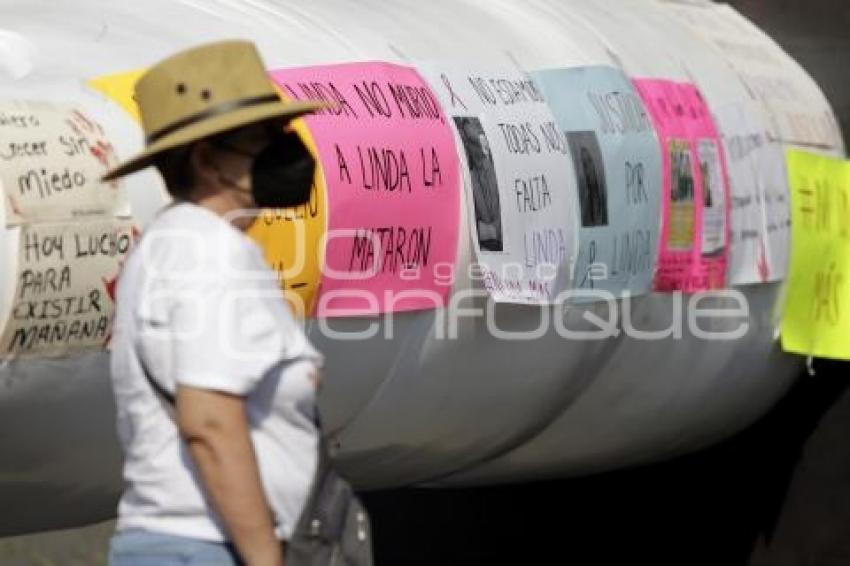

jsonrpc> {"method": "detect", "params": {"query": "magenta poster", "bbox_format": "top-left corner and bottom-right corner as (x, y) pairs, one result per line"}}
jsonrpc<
(269, 62), (461, 316)
(633, 79), (730, 292)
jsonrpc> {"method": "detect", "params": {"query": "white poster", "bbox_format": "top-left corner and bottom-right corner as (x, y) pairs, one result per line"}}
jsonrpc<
(716, 102), (791, 284)
(0, 219), (136, 359)
(0, 100), (130, 224)
(418, 64), (580, 304)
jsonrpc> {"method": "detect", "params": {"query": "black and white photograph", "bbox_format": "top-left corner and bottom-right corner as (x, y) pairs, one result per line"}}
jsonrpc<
(568, 130), (609, 227)
(454, 116), (504, 252)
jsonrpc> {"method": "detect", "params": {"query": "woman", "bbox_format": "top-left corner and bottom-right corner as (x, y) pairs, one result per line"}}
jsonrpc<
(104, 40), (326, 566)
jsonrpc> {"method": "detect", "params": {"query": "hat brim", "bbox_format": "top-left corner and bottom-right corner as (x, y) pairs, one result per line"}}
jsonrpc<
(102, 99), (326, 182)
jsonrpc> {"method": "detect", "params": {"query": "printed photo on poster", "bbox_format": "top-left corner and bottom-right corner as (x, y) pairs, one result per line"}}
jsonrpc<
(454, 116), (504, 252)
(567, 131), (609, 227)
(669, 139), (695, 250)
(421, 63), (579, 304)
(698, 139), (726, 256)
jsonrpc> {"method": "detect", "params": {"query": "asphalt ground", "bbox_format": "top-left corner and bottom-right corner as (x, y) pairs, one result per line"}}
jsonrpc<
(0, 520), (112, 566)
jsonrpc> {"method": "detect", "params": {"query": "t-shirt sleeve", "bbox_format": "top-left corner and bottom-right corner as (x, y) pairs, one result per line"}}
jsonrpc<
(167, 277), (287, 396)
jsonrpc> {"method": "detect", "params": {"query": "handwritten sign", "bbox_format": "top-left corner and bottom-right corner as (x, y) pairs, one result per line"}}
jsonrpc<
(715, 102), (791, 284)
(663, 2), (844, 151)
(0, 101), (129, 224)
(418, 63), (579, 304)
(781, 150), (850, 360)
(634, 79), (730, 292)
(0, 219), (136, 359)
(533, 65), (661, 298)
(269, 62), (460, 316)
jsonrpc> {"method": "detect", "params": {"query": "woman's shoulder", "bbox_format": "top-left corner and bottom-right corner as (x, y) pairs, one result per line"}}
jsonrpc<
(149, 202), (238, 236)
(139, 202), (259, 275)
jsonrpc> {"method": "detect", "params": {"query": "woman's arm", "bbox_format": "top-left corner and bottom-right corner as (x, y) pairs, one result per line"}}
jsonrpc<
(176, 385), (284, 566)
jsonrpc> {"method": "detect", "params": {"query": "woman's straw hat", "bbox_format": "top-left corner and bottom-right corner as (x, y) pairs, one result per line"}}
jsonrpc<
(103, 40), (324, 181)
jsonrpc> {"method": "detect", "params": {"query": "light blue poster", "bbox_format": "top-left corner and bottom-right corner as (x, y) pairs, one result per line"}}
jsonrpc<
(532, 65), (662, 298)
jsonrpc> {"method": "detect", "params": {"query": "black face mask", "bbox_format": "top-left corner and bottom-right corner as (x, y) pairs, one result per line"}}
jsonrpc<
(250, 131), (316, 209)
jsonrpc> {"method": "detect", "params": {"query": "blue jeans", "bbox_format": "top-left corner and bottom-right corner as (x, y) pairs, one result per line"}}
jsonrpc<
(109, 529), (244, 565)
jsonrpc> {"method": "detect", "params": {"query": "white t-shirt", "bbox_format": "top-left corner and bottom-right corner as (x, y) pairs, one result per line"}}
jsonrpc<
(110, 202), (321, 542)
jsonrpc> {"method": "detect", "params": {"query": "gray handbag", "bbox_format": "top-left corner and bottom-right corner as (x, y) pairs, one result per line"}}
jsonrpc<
(141, 366), (373, 565)
(285, 433), (374, 566)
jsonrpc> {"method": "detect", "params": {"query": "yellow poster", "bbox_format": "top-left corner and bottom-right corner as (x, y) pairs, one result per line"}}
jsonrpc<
(88, 69), (147, 122)
(87, 69), (327, 317)
(781, 150), (850, 360)
(247, 118), (327, 319)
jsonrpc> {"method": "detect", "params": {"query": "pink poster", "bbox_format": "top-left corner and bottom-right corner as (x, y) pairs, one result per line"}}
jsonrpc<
(633, 79), (730, 292)
(269, 63), (460, 316)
